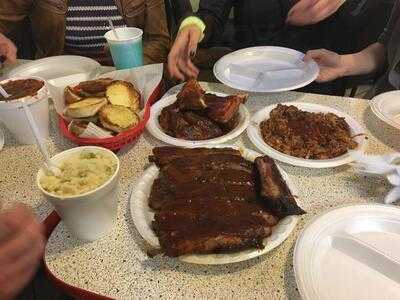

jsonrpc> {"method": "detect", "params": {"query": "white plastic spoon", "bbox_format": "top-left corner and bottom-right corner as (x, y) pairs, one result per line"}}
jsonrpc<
(0, 84), (10, 98)
(20, 100), (61, 176)
(108, 19), (120, 40)
(331, 233), (400, 284)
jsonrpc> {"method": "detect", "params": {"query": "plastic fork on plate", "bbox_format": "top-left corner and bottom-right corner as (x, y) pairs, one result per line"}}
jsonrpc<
(331, 233), (400, 284)
(229, 63), (305, 87)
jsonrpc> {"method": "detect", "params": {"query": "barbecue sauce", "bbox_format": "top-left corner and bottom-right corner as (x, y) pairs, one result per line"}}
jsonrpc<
(0, 79), (44, 101)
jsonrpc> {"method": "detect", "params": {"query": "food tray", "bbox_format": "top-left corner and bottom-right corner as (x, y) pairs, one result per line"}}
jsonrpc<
(129, 146), (299, 265)
(58, 82), (162, 151)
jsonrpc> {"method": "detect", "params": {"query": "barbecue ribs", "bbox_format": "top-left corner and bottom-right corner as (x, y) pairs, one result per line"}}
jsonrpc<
(148, 147), (305, 257)
(159, 80), (247, 140)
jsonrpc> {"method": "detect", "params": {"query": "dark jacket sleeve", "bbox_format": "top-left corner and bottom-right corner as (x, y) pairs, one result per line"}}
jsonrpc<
(143, 0), (171, 65)
(378, 0), (400, 46)
(195, 0), (233, 47)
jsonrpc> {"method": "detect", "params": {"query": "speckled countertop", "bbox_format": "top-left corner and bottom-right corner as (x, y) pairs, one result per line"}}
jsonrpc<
(0, 107), (76, 220)
(40, 82), (400, 299)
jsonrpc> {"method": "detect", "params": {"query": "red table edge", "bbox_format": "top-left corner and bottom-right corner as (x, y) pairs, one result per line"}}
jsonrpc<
(40, 80), (166, 300)
(42, 211), (113, 300)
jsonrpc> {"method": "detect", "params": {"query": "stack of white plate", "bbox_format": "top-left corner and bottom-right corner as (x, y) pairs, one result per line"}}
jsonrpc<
(294, 204), (400, 300)
(371, 90), (400, 130)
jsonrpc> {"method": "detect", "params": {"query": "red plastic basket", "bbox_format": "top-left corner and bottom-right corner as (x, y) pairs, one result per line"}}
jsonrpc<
(58, 82), (162, 150)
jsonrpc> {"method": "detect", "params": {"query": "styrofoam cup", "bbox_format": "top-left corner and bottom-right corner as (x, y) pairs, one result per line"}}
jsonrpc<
(104, 27), (143, 70)
(0, 76), (49, 144)
(37, 146), (120, 241)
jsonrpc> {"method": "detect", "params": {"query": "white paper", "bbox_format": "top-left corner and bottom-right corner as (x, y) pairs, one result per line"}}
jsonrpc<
(350, 151), (400, 204)
(49, 64), (163, 117)
(73, 122), (114, 138)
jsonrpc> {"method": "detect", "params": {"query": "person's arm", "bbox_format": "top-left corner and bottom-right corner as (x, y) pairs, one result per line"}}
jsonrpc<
(341, 43), (386, 77)
(142, 0), (171, 65)
(0, 33), (17, 63)
(167, 0), (233, 80)
(304, 44), (386, 82)
(286, 0), (346, 26)
(0, 204), (45, 300)
(0, 0), (32, 35)
(195, 0), (233, 46)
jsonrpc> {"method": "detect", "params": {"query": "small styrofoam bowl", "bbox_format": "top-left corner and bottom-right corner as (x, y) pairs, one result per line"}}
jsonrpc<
(37, 146), (120, 241)
(0, 76), (50, 144)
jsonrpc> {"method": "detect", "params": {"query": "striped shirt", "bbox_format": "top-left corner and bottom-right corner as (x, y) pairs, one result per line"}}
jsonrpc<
(64, 0), (126, 62)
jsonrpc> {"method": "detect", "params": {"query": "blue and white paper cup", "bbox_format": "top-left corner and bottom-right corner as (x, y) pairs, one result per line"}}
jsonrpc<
(105, 27), (143, 70)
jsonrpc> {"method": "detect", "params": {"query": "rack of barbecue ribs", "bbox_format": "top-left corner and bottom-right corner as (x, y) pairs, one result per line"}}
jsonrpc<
(148, 147), (305, 257)
(158, 80), (248, 141)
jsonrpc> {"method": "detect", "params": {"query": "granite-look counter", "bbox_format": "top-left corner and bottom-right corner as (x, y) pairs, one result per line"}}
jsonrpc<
(43, 82), (397, 299)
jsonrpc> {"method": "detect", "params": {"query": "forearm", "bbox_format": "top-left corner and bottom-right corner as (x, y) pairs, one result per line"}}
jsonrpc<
(342, 43), (386, 77)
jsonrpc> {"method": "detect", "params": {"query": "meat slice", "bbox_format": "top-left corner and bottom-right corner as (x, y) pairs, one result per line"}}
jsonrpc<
(160, 154), (254, 182)
(176, 79), (206, 111)
(172, 115), (205, 141)
(73, 78), (113, 96)
(182, 111), (223, 139)
(153, 199), (278, 257)
(158, 153), (257, 201)
(204, 93), (247, 124)
(149, 147), (241, 167)
(148, 177), (175, 211)
(255, 156), (305, 217)
(158, 102), (180, 136)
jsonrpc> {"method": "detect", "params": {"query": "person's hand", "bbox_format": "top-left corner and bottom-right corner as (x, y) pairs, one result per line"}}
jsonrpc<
(286, 0), (346, 26)
(0, 33), (17, 64)
(304, 49), (346, 82)
(168, 25), (202, 81)
(0, 204), (45, 300)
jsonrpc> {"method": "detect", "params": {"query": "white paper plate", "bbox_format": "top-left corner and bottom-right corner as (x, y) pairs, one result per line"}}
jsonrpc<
(371, 90), (400, 130)
(213, 46), (319, 93)
(6, 55), (100, 87)
(0, 126), (4, 151)
(130, 146), (299, 265)
(146, 93), (250, 147)
(294, 204), (400, 300)
(247, 102), (366, 168)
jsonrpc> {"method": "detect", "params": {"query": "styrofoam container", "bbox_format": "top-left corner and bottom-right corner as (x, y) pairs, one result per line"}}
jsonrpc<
(370, 90), (400, 130)
(0, 76), (49, 144)
(37, 146), (120, 241)
(294, 204), (400, 300)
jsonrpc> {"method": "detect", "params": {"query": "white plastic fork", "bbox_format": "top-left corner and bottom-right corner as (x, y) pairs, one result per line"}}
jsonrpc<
(331, 233), (400, 284)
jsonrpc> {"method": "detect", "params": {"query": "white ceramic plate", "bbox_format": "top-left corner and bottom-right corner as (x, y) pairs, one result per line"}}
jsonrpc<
(371, 90), (400, 130)
(146, 93), (250, 147)
(6, 55), (100, 87)
(294, 204), (400, 300)
(213, 46), (319, 93)
(130, 146), (299, 265)
(247, 102), (366, 168)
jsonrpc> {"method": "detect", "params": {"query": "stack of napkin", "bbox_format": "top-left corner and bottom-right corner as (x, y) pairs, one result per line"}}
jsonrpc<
(350, 151), (400, 204)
